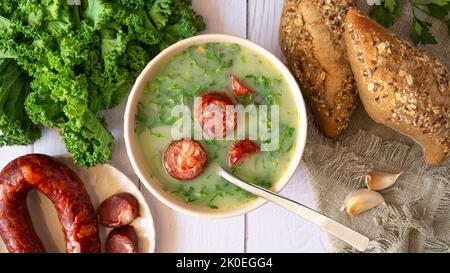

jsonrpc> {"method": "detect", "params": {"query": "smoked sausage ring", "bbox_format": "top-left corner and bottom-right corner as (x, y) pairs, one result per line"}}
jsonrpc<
(0, 154), (100, 253)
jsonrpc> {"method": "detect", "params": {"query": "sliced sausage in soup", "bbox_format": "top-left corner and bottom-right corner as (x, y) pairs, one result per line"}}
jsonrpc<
(231, 74), (253, 96)
(163, 140), (208, 180)
(228, 140), (260, 168)
(195, 92), (237, 138)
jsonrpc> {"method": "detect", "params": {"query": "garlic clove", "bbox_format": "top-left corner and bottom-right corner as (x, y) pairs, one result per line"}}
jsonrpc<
(365, 171), (403, 191)
(342, 189), (385, 217)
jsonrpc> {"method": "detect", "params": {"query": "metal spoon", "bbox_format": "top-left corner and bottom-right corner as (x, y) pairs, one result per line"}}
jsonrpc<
(219, 167), (369, 251)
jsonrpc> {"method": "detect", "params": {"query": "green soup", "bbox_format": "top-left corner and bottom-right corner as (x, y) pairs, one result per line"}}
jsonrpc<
(136, 43), (298, 209)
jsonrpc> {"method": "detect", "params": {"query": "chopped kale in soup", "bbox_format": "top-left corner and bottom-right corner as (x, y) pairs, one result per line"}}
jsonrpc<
(136, 43), (298, 209)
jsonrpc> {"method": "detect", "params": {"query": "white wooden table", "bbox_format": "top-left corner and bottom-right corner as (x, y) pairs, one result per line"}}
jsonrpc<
(0, 0), (331, 253)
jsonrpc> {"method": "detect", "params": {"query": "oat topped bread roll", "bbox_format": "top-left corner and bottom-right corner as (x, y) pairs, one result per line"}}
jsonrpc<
(279, 0), (358, 138)
(344, 10), (450, 165)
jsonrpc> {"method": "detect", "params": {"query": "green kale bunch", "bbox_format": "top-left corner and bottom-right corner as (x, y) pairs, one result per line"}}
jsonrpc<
(0, 0), (205, 167)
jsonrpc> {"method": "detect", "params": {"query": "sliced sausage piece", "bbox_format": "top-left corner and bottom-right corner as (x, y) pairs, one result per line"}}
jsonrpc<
(195, 92), (236, 138)
(228, 140), (260, 168)
(106, 225), (139, 253)
(231, 74), (253, 96)
(97, 193), (140, 228)
(164, 140), (208, 180)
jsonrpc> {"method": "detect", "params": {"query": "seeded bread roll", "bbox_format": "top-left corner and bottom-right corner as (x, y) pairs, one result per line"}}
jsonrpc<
(344, 10), (450, 165)
(279, 0), (358, 138)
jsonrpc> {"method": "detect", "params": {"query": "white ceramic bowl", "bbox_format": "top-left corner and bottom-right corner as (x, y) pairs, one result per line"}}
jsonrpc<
(124, 34), (307, 218)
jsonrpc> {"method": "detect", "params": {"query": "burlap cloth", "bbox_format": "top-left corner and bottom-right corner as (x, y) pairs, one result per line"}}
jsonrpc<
(295, 2), (450, 252)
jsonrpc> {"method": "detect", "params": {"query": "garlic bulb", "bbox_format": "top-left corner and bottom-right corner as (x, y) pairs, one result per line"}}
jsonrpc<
(365, 171), (403, 191)
(341, 189), (385, 217)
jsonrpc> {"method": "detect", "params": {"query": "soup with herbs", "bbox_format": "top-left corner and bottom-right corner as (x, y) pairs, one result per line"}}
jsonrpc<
(136, 43), (298, 209)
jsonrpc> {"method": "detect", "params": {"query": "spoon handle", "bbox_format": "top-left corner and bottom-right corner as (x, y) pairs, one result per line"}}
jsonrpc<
(219, 168), (369, 251)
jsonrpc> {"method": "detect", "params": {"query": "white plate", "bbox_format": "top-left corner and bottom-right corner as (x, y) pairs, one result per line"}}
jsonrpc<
(0, 156), (155, 253)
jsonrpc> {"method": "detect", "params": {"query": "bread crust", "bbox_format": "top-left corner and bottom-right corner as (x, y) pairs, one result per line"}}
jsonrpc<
(344, 10), (450, 165)
(280, 0), (358, 138)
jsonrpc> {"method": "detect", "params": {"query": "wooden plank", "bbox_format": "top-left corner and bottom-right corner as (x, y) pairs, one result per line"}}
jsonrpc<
(0, 145), (33, 169)
(192, 0), (247, 37)
(247, 0), (284, 59)
(246, 0), (330, 252)
(104, 100), (140, 185)
(246, 166), (331, 252)
(32, 128), (67, 156)
(138, 0), (247, 253)
(142, 190), (246, 253)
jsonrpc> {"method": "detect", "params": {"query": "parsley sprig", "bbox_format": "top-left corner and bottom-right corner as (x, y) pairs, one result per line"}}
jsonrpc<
(369, 0), (450, 45)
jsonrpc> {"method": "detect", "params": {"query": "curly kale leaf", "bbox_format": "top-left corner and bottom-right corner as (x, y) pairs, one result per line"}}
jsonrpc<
(100, 21), (128, 71)
(123, 9), (162, 45)
(121, 44), (150, 76)
(61, 111), (113, 167)
(0, 0), (205, 166)
(26, 70), (89, 127)
(121, 0), (145, 9)
(159, 4), (205, 50)
(0, 59), (40, 146)
(149, 0), (172, 30)
(83, 0), (115, 30)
